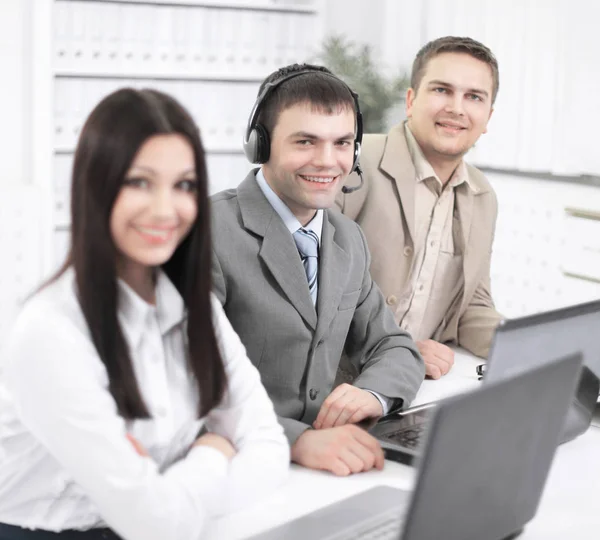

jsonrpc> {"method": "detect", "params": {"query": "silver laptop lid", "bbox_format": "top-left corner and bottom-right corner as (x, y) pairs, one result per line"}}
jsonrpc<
(486, 300), (600, 382)
(401, 353), (582, 540)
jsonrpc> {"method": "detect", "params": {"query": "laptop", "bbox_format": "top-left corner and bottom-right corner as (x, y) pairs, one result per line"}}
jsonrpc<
(250, 353), (582, 540)
(370, 299), (600, 464)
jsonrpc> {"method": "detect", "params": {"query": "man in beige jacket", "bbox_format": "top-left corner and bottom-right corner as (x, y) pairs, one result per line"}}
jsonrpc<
(338, 36), (503, 378)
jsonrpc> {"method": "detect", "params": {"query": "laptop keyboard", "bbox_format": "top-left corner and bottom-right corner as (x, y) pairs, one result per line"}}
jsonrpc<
(349, 516), (402, 539)
(381, 422), (426, 449)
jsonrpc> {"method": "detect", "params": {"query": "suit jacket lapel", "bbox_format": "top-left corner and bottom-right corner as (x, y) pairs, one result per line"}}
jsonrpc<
(237, 171), (317, 330)
(379, 125), (418, 243)
(314, 213), (349, 344)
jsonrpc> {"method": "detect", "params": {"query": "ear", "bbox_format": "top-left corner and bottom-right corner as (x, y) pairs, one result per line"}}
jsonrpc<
(483, 107), (494, 134)
(405, 87), (416, 118)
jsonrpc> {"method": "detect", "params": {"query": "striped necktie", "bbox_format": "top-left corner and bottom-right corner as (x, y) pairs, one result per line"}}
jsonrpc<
(293, 227), (319, 304)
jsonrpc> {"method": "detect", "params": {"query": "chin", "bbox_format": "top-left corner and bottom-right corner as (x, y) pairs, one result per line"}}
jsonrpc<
(310, 194), (337, 210)
(436, 144), (469, 159)
(131, 249), (177, 268)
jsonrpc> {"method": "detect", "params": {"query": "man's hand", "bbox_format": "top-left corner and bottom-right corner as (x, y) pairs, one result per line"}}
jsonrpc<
(193, 433), (237, 460)
(417, 340), (455, 379)
(313, 384), (383, 429)
(291, 424), (385, 476)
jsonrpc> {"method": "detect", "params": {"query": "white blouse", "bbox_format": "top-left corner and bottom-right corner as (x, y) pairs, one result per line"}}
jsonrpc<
(0, 269), (289, 539)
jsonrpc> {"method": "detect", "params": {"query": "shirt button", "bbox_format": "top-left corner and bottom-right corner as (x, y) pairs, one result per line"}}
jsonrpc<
(430, 240), (436, 247)
(386, 295), (397, 306)
(418, 284), (424, 291)
(309, 388), (319, 400)
(403, 246), (413, 256)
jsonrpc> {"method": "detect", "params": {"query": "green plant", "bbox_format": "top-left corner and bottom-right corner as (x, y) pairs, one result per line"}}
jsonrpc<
(317, 35), (409, 133)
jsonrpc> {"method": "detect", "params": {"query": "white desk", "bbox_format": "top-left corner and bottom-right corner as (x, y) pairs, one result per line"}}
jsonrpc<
(207, 350), (600, 539)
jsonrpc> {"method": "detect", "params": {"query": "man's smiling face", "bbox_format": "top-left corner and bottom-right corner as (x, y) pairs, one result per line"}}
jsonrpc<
(262, 100), (356, 226)
(406, 51), (494, 163)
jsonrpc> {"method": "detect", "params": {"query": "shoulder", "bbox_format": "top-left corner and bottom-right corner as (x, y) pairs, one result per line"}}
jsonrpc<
(209, 188), (243, 233)
(210, 188), (240, 216)
(2, 270), (102, 385)
(465, 163), (498, 207)
(326, 209), (368, 251)
(360, 124), (406, 164)
(11, 270), (88, 339)
(362, 132), (388, 155)
(210, 188), (239, 206)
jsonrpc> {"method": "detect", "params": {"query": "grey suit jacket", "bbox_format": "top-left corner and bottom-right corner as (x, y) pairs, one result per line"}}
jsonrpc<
(211, 171), (425, 444)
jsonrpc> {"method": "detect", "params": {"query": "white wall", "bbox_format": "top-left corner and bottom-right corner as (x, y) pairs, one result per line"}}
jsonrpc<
(0, 0), (31, 187)
(0, 0), (51, 341)
(489, 173), (600, 317)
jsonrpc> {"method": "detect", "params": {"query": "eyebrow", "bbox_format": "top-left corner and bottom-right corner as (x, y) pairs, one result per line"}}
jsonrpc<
(289, 131), (356, 141)
(126, 165), (196, 177)
(427, 79), (489, 98)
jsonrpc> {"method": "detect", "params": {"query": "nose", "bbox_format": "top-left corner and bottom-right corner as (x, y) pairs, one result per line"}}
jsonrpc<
(445, 93), (465, 116)
(313, 143), (337, 169)
(151, 188), (176, 219)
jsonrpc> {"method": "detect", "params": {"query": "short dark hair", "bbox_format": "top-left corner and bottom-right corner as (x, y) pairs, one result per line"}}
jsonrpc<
(411, 36), (499, 104)
(256, 63), (356, 135)
(54, 88), (226, 419)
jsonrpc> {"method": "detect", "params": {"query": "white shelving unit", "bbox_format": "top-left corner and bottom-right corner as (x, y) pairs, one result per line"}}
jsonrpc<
(42, 0), (324, 267)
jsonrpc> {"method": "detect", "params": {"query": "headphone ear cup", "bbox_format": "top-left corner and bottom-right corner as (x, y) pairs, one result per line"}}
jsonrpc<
(254, 123), (270, 164)
(243, 128), (260, 163)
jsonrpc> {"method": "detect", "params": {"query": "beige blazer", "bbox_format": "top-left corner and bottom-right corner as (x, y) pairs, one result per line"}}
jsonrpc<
(211, 171), (425, 444)
(337, 124), (502, 358)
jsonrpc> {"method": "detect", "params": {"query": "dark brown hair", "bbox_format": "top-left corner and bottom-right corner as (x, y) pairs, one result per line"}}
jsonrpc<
(411, 36), (499, 104)
(257, 63), (356, 135)
(56, 88), (226, 419)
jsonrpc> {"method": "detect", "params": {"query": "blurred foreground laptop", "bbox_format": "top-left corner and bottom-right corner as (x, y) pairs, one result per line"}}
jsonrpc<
(250, 354), (581, 540)
(371, 299), (600, 464)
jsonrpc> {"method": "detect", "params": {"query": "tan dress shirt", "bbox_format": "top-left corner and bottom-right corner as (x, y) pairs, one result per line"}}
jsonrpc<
(399, 125), (477, 341)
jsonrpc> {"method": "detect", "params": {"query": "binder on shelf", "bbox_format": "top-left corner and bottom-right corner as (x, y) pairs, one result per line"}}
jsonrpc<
(53, 78), (70, 150)
(65, 79), (84, 150)
(53, 154), (74, 228)
(120, 3), (140, 73)
(53, 1), (70, 69)
(154, 5), (173, 72)
(204, 8), (221, 73)
(190, 7), (207, 74)
(69, 1), (86, 71)
(172, 7), (192, 72)
(101, 3), (121, 73)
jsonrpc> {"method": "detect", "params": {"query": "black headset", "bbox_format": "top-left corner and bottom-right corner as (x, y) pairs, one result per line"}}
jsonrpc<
(242, 69), (365, 194)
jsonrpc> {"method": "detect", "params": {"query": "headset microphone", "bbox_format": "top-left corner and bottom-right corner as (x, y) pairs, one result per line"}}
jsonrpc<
(341, 165), (364, 194)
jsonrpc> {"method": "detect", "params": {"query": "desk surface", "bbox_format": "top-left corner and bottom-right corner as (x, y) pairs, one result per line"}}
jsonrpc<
(208, 350), (600, 539)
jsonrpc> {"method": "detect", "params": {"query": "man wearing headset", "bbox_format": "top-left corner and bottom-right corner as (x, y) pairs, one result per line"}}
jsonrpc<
(210, 63), (424, 476)
(338, 36), (503, 379)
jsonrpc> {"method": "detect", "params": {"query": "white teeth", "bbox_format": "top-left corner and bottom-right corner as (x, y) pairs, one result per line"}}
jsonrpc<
(136, 226), (171, 239)
(302, 175), (335, 183)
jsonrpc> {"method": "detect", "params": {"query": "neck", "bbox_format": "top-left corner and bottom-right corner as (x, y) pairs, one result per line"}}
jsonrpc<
(298, 210), (318, 228)
(118, 261), (156, 304)
(429, 158), (462, 186)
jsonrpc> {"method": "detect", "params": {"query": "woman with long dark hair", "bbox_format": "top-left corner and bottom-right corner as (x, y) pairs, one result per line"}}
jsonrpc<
(0, 89), (289, 539)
